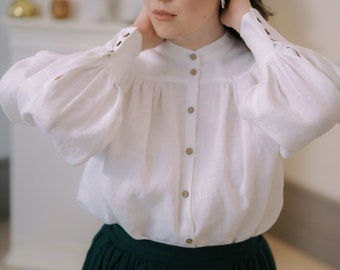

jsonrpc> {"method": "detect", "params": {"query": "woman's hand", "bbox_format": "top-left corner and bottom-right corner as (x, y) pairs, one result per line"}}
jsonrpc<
(132, 5), (164, 51)
(220, 0), (252, 33)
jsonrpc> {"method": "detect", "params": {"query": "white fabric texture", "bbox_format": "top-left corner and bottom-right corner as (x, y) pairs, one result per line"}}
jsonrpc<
(0, 8), (339, 248)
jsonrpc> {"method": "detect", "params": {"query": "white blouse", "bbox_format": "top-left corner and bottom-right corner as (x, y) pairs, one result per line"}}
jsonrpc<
(1, 9), (339, 248)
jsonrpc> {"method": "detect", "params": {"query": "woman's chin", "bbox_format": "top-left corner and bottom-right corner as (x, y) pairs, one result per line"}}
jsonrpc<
(154, 28), (176, 41)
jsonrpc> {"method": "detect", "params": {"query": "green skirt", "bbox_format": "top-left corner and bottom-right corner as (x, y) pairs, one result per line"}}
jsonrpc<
(82, 224), (276, 270)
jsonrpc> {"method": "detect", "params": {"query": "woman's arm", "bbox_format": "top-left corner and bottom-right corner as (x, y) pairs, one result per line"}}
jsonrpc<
(0, 26), (142, 165)
(220, 0), (252, 33)
(132, 5), (164, 51)
(226, 4), (340, 158)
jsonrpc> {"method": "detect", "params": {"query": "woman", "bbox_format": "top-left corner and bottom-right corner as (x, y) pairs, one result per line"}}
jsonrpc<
(0, 0), (339, 269)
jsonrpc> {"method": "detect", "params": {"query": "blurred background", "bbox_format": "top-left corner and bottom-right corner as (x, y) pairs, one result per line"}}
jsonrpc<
(0, 0), (339, 269)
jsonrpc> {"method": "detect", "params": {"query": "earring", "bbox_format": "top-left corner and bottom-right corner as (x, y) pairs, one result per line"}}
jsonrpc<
(221, 0), (225, 9)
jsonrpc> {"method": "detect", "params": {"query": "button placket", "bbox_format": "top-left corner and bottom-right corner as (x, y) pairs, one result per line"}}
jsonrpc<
(186, 239), (193, 245)
(190, 69), (198, 76)
(187, 107), (195, 114)
(187, 54), (197, 116)
(185, 52), (199, 161)
(189, 53), (198, 77)
(182, 190), (189, 198)
(178, 52), (200, 246)
(186, 148), (194, 155)
(189, 53), (197, 61)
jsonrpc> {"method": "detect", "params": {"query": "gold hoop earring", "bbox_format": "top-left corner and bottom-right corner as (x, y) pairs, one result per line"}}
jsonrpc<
(221, 0), (225, 9)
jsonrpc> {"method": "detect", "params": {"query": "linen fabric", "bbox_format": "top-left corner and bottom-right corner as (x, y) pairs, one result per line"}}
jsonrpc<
(0, 9), (339, 248)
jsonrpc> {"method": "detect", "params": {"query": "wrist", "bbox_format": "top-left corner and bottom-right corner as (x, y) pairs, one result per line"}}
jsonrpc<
(233, 6), (251, 32)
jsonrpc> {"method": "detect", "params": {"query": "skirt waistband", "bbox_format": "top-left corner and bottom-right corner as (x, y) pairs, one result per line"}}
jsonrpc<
(107, 224), (264, 267)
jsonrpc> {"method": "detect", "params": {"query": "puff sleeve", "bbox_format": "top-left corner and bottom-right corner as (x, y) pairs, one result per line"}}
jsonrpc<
(239, 8), (340, 158)
(0, 27), (142, 165)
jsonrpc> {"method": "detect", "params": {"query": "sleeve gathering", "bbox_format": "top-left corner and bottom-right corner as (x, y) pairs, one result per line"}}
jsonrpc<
(0, 26), (142, 165)
(239, 8), (340, 158)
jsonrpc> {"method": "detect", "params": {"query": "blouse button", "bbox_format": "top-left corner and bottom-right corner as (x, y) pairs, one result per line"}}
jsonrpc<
(182, 191), (189, 198)
(187, 107), (195, 114)
(123, 32), (130, 37)
(189, 53), (197, 60)
(265, 29), (270, 35)
(186, 148), (194, 155)
(186, 239), (193, 244)
(190, 69), (197, 76)
(116, 40), (122, 47)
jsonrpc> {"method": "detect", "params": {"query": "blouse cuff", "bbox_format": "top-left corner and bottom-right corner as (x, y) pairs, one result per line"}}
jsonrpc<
(104, 26), (142, 78)
(105, 26), (141, 52)
(240, 8), (288, 67)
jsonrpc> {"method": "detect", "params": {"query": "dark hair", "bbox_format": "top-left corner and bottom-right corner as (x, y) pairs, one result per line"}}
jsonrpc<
(223, 0), (273, 39)
(249, 0), (273, 20)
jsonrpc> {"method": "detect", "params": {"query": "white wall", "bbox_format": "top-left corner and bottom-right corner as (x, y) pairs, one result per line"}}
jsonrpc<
(0, 0), (11, 159)
(266, 0), (340, 202)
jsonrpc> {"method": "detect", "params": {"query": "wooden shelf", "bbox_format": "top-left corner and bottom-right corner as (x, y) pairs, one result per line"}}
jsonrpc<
(3, 17), (128, 33)
(4, 16), (128, 60)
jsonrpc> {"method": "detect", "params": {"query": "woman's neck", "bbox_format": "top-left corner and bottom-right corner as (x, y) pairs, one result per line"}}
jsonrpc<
(169, 22), (226, 51)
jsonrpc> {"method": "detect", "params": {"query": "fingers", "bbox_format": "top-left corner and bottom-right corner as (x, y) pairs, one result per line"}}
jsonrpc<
(132, 5), (150, 30)
(221, 0), (251, 32)
(132, 4), (164, 51)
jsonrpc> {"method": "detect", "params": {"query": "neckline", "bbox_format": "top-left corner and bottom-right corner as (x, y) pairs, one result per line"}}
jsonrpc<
(157, 31), (236, 62)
